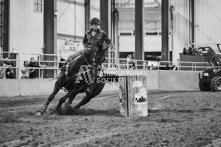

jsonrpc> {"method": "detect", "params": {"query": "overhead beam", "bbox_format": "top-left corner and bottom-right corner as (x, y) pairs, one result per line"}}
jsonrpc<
(161, 0), (169, 61)
(135, 0), (144, 60)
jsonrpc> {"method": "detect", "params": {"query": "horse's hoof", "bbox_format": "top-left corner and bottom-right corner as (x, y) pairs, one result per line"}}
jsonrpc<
(36, 109), (44, 116)
(50, 108), (61, 115)
(36, 112), (43, 116)
(49, 111), (55, 115)
(71, 106), (79, 112)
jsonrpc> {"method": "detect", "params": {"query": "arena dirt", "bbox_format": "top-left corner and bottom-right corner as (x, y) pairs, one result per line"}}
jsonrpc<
(0, 91), (221, 147)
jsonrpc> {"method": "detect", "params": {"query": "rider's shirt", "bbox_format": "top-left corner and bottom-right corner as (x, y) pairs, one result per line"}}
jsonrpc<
(65, 29), (111, 64)
(83, 29), (111, 49)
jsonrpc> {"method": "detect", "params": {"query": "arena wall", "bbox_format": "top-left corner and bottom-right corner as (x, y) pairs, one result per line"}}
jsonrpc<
(158, 71), (200, 91)
(0, 71), (201, 97)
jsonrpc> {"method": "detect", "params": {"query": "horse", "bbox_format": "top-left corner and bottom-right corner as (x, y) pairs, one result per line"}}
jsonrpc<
(37, 43), (118, 115)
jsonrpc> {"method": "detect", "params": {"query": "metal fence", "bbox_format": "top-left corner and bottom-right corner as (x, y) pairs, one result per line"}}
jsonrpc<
(102, 58), (211, 71)
(0, 52), (61, 79)
(0, 52), (212, 79)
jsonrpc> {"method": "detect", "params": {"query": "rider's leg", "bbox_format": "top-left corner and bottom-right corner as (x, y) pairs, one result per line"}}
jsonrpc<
(65, 49), (89, 77)
(66, 49), (88, 63)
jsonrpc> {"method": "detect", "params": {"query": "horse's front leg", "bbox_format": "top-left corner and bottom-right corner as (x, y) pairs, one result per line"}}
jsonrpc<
(36, 79), (63, 115)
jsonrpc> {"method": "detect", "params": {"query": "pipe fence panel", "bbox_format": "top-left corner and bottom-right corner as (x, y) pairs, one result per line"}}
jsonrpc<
(0, 52), (213, 79)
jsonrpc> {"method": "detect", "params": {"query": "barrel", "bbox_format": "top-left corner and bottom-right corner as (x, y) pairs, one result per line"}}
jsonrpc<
(119, 76), (148, 117)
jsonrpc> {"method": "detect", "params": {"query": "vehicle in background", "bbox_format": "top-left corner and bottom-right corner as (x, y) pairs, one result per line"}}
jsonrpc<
(196, 44), (221, 92)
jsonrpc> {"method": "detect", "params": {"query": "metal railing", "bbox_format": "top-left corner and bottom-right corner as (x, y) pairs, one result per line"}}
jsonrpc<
(103, 58), (211, 71)
(0, 52), (214, 79)
(0, 52), (61, 79)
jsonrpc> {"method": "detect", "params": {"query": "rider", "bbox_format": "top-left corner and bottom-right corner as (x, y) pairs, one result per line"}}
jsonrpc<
(66, 17), (114, 65)
(60, 17), (114, 81)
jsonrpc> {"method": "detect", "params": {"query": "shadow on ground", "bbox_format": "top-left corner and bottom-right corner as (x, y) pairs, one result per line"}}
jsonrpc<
(56, 104), (121, 117)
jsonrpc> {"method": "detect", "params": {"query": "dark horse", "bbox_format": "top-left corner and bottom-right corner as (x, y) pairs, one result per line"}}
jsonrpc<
(37, 43), (117, 115)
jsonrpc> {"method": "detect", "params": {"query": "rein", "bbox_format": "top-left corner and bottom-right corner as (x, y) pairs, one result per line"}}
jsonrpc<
(82, 53), (90, 66)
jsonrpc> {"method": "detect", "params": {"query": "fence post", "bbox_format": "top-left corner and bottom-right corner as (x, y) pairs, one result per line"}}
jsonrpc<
(38, 57), (41, 78)
(56, 55), (59, 77)
(17, 53), (21, 79)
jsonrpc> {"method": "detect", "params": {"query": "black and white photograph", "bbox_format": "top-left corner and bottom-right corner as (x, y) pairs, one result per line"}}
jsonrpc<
(1, 0), (221, 146)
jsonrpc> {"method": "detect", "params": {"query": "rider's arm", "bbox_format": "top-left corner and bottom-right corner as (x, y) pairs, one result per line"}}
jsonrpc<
(102, 31), (115, 49)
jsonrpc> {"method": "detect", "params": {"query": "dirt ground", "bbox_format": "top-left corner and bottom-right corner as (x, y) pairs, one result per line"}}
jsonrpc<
(0, 90), (221, 147)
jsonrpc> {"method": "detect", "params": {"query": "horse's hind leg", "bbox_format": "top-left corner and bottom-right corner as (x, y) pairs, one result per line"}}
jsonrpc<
(73, 83), (105, 110)
(72, 90), (92, 110)
(36, 79), (62, 115)
(54, 90), (76, 113)
(67, 92), (78, 105)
